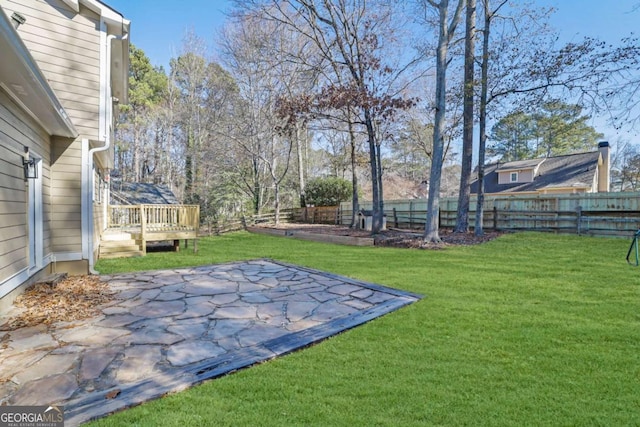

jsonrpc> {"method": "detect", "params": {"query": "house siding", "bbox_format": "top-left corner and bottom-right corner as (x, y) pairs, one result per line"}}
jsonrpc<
(0, 87), (51, 290)
(50, 137), (82, 254)
(498, 169), (535, 185)
(1, 0), (101, 140)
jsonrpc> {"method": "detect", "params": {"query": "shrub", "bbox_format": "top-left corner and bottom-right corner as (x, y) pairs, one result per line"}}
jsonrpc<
(305, 177), (351, 206)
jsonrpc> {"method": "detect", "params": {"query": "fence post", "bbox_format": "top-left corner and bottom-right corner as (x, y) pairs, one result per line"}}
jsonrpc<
(409, 201), (414, 229)
(576, 206), (583, 235)
(493, 206), (498, 231)
(393, 208), (398, 228)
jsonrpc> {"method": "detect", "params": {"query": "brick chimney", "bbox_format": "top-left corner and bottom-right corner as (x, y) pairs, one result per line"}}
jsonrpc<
(598, 141), (610, 192)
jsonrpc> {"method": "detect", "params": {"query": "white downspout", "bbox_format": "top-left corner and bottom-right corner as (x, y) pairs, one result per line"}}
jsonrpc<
(86, 32), (126, 274)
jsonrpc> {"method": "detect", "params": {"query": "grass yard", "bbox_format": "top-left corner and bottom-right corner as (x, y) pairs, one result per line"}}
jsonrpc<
(90, 231), (640, 426)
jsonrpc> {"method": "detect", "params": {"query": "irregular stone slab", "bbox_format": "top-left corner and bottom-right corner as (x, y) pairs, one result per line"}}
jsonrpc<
(167, 321), (209, 339)
(98, 314), (143, 328)
(240, 292), (271, 304)
(175, 302), (215, 320)
(11, 373), (77, 405)
(7, 324), (47, 340)
(115, 329), (182, 346)
(285, 301), (319, 322)
(58, 326), (129, 346)
(309, 291), (338, 303)
(311, 301), (357, 322)
(351, 289), (374, 299)
(123, 344), (163, 360)
(185, 296), (215, 305)
(210, 293), (239, 305)
(130, 300), (185, 318)
(167, 340), (226, 366)
(102, 306), (129, 315)
(257, 302), (286, 321)
(0, 350), (48, 381)
(366, 291), (395, 304)
(8, 332), (57, 353)
(116, 346), (162, 383)
(155, 291), (185, 301)
(12, 353), (78, 385)
(237, 324), (288, 347)
(238, 281), (265, 293)
(342, 299), (374, 310)
(285, 319), (322, 332)
(327, 284), (363, 296)
(183, 283), (231, 296)
(127, 317), (174, 331)
(207, 319), (252, 340)
(115, 289), (142, 300)
(138, 289), (162, 300)
(80, 348), (121, 381)
(211, 305), (257, 320)
(256, 276), (280, 287)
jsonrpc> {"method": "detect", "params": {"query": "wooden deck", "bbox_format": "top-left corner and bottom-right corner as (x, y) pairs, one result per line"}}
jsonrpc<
(104, 205), (200, 257)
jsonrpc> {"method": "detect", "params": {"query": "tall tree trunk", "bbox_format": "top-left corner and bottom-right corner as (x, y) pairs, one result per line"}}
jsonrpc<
(296, 121), (306, 207)
(455, 0), (476, 233)
(475, 0), (491, 236)
(365, 110), (382, 234)
(348, 116), (359, 228)
(425, 1), (453, 242)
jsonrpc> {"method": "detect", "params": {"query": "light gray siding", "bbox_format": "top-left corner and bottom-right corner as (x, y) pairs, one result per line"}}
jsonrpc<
(0, 88), (51, 284)
(1, 0), (101, 140)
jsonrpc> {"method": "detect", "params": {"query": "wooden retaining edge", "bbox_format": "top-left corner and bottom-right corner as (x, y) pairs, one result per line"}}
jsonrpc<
(246, 227), (374, 246)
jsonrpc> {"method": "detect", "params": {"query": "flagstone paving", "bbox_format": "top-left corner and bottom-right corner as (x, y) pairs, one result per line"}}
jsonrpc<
(0, 259), (421, 426)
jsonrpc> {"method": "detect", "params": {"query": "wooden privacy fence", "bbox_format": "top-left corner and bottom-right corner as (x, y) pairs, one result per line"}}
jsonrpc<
(292, 206), (340, 224)
(338, 192), (640, 237)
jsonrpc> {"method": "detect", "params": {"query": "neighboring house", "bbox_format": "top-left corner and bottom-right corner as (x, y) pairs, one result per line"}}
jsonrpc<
(110, 181), (180, 205)
(470, 142), (610, 196)
(0, 0), (129, 310)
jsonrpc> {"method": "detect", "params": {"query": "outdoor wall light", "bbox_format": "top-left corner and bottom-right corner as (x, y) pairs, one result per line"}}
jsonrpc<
(23, 147), (37, 179)
(11, 12), (26, 29)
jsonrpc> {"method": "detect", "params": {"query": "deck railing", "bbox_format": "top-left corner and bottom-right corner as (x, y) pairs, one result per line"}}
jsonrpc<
(108, 204), (200, 232)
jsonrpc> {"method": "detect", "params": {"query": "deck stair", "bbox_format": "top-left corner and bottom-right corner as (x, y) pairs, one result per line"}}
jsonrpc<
(99, 230), (143, 259)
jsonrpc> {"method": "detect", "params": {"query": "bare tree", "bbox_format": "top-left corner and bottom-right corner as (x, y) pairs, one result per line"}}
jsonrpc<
(454, 0), (476, 233)
(421, 0), (465, 243)
(238, 0), (417, 234)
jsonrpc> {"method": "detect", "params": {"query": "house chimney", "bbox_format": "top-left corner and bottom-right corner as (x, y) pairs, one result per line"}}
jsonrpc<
(598, 141), (610, 192)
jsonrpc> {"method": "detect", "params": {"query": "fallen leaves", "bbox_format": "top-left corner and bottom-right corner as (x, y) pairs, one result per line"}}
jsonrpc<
(0, 275), (114, 331)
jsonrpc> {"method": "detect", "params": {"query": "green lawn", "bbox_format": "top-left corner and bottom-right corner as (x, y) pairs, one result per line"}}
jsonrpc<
(90, 231), (640, 426)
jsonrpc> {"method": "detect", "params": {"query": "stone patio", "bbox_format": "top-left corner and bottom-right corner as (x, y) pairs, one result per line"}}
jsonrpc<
(0, 259), (421, 426)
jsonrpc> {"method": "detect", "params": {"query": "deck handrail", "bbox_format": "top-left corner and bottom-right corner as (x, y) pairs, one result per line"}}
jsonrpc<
(108, 204), (200, 232)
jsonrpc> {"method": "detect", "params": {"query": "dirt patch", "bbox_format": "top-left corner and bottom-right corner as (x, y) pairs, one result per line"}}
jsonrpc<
(0, 275), (114, 331)
(260, 223), (503, 249)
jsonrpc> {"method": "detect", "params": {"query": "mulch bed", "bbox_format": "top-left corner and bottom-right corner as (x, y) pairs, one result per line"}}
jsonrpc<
(0, 275), (114, 332)
(264, 223), (504, 249)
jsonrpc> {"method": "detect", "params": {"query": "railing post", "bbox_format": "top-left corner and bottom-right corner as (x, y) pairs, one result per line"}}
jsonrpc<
(140, 204), (147, 255)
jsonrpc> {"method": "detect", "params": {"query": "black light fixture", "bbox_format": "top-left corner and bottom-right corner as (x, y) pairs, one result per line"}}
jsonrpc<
(23, 147), (37, 179)
(11, 12), (26, 29)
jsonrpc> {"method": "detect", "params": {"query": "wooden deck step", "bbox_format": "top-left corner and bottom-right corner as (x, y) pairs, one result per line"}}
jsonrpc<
(99, 232), (143, 259)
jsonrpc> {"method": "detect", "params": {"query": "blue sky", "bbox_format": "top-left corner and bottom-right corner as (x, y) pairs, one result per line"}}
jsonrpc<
(106, 0), (639, 140)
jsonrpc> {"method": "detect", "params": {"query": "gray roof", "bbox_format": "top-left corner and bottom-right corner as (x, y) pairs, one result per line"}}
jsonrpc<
(110, 182), (180, 205)
(495, 158), (545, 171)
(470, 151), (601, 194)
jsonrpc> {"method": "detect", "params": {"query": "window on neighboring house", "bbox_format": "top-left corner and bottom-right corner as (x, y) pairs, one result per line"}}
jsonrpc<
(510, 172), (518, 183)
